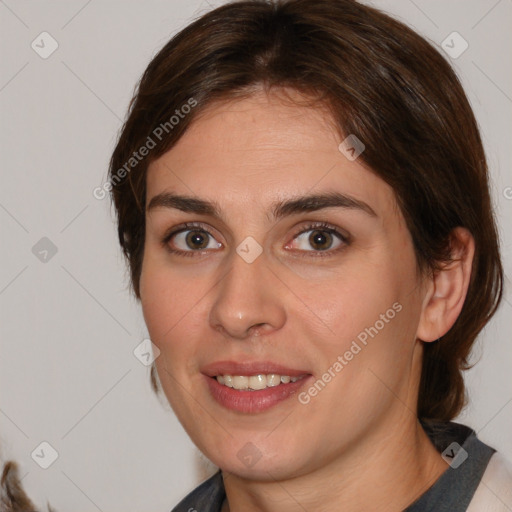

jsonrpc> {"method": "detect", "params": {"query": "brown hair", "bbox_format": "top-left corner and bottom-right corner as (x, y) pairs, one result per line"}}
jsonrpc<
(1, 460), (54, 511)
(108, 0), (503, 422)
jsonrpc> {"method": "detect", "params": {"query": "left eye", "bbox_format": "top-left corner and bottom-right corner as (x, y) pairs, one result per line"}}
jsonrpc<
(287, 227), (345, 252)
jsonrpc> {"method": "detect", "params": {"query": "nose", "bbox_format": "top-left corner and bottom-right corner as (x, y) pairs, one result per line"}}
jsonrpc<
(208, 249), (286, 341)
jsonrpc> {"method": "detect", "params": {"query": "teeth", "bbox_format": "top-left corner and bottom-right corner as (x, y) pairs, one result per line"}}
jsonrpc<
(267, 374), (281, 387)
(232, 376), (249, 390)
(215, 373), (304, 390)
(248, 374), (266, 390)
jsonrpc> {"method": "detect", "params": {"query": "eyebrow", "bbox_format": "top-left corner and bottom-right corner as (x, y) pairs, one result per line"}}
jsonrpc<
(146, 191), (377, 220)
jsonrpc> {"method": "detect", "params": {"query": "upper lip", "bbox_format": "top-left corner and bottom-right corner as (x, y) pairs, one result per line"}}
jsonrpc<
(202, 360), (311, 377)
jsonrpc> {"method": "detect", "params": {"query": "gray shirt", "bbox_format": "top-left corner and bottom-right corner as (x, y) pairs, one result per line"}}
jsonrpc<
(170, 421), (496, 511)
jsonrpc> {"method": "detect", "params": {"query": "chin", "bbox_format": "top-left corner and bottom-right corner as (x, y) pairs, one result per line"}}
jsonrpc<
(207, 443), (308, 482)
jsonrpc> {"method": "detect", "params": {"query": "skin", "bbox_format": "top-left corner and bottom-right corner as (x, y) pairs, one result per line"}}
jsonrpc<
(140, 88), (475, 511)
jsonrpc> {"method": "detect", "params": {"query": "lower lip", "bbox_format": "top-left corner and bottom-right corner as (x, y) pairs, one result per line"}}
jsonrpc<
(204, 375), (313, 413)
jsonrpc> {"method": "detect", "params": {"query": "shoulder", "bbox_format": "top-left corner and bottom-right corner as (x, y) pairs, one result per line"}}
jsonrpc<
(170, 470), (225, 512)
(406, 421), (508, 511)
(467, 452), (512, 512)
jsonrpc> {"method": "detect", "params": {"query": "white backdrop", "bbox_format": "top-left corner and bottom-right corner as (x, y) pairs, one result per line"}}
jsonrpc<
(1, 1), (511, 510)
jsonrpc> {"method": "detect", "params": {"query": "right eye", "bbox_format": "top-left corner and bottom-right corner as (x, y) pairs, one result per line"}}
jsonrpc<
(162, 222), (222, 257)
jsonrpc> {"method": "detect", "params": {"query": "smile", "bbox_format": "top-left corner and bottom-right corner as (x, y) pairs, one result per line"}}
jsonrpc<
(205, 373), (313, 413)
(215, 374), (307, 390)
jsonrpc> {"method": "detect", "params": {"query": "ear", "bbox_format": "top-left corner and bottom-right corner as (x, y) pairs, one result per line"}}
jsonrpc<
(416, 227), (475, 343)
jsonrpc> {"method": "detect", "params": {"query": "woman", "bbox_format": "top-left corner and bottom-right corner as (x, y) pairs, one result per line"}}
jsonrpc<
(2, 0), (511, 510)
(107, 0), (512, 510)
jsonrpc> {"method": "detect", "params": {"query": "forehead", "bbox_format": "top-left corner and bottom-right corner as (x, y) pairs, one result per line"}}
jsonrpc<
(146, 90), (399, 222)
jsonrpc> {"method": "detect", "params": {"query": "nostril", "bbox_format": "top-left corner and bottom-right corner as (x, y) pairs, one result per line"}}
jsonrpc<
(250, 324), (266, 337)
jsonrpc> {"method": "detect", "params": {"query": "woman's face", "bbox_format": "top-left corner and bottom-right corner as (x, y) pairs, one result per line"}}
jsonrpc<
(140, 89), (428, 480)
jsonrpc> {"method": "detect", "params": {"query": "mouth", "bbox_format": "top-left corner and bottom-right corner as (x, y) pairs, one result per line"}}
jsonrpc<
(202, 361), (313, 413)
(213, 373), (308, 390)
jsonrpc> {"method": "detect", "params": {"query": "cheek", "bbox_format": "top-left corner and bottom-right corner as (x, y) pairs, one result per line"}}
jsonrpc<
(139, 260), (184, 349)
(311, 255), (420, 388)
(314, 263), (400, 343)
(139, 258), (211, 375)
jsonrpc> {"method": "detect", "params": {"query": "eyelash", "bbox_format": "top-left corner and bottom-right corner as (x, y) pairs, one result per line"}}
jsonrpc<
(160, 221), (349, 259)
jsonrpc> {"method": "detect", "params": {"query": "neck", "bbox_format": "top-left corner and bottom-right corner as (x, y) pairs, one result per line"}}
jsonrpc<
(221, 414), (448, 512)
